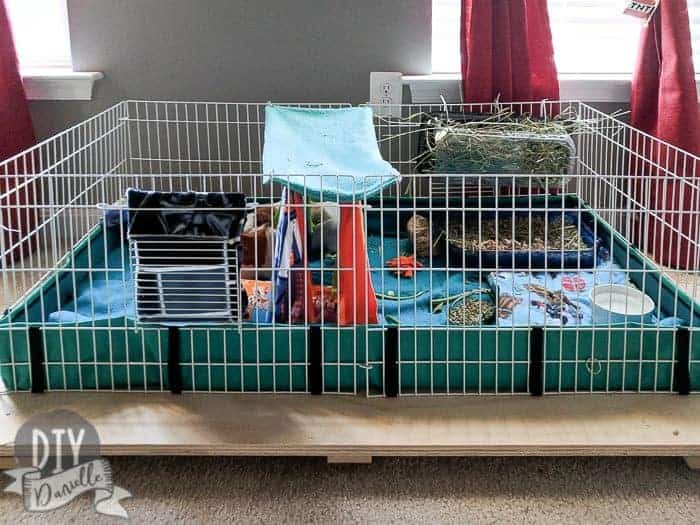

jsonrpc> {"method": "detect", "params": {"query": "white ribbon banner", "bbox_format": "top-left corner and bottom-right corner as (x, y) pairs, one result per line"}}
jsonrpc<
(4, 458), (131, 518)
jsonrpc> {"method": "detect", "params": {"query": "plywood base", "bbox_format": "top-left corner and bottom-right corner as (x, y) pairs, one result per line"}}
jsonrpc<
(327, 455), (373, 464)
(1, 393), (699, 461)
(0, 455), (16, 470)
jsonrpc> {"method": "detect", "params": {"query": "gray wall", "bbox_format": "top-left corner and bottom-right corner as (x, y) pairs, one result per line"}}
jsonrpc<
(29, 0), (433, 138)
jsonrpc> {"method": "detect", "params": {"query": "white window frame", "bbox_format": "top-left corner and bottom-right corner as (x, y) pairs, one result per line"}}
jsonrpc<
(416, 0), (700, 104)
(403, 72), (641, 104)
(6, 0), (102, 101)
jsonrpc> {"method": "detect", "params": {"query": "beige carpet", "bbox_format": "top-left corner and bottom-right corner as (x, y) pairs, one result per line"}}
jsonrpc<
(1, 457), (699, 524)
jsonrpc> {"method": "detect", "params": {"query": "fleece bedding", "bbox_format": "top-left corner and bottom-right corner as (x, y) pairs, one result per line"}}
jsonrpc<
(48, 242), (134, 323)
(488, 265), (628, 327)
(40, 226), (496, 328)
(6, 230), (685, 328)
(2, 197), (694, 329)
(365, 235), (490, 326)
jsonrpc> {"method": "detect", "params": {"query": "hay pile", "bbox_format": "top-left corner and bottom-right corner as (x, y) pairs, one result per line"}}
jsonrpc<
(448, 299), (496, 326)
(415, 110), (578, 188)
(447, 216), (587, 252)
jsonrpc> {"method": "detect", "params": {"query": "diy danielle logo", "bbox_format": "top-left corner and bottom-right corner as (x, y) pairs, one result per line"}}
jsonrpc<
(2, 409), (131, 518)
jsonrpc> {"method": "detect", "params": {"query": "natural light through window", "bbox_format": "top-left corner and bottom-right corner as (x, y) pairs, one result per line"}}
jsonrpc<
(432, 0), (700, 74)
(6, 0), (72, 71)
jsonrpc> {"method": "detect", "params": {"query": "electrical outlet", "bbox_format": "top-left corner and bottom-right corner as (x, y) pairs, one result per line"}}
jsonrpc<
(370, 72), (403, 118)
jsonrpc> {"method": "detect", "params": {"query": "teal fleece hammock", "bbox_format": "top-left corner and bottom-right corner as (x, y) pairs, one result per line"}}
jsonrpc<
(262, 106), (400, 202)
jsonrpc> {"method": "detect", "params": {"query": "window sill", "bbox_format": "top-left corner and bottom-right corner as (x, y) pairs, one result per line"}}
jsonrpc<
(403, 73), (700, 104)
(21, 69), (104, 101)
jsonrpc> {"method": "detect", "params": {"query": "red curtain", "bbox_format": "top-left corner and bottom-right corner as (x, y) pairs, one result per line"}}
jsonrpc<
(1, 0), (35, 263)
(0, 0), (34, 160)
(460, 0), (560, 103)
(630, 1), (700, 269)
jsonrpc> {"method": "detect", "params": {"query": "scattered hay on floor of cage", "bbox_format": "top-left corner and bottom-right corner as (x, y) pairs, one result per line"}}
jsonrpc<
(429, 288), (496, 326)
(447, 216), (587, 252)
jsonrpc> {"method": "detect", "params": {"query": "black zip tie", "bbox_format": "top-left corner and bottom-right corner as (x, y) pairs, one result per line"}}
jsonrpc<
(29, 327), (45, 393)
(529, 327), (544, 396)
(168, 327), (182, 394)
(308, 326), (323, 395)
(385, 327), (399, 398)
(675, 328), (691, 395)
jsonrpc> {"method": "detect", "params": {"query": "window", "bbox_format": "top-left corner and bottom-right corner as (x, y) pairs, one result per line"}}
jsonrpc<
(5, 0), (100, 101)
(432, 0), (700, 75)
(6, 0), (72, 71)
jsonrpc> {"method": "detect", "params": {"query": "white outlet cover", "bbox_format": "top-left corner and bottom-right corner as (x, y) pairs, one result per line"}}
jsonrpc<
(370, 72), (403, 118)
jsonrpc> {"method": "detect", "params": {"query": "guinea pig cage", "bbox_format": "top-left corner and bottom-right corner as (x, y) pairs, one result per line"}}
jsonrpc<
(1, 100), (699, 397)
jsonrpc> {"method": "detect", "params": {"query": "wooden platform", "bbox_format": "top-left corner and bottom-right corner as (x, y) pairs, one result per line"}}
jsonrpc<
(1, 393), (700, 468)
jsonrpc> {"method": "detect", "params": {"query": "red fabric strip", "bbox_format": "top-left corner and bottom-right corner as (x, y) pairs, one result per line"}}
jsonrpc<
(337, 204), (378, 326)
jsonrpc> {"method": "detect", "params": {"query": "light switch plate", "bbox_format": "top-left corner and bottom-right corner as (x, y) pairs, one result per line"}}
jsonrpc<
(370, 72), (403, 118)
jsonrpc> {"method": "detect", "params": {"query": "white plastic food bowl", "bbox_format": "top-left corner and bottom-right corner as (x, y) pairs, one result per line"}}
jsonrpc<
(589, 284), (655, 325)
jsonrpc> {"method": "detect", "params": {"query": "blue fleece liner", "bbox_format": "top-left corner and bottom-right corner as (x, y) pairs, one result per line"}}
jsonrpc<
(447, 211), (599, 269)
(47, 238), (135, 324)
(488, 265), (627, 327)
(488, 267), (687, 328)
(16, 202), (688, 329)
(262, 106), (399, 201)
(367, 236), (490, 326)
(43, 229), (681, 328)
(309, 235), (491, 326)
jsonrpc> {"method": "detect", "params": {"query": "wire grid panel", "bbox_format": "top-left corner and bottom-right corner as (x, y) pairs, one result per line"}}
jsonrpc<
(130, 237), (243, 323)
(0, 100), (699, 396)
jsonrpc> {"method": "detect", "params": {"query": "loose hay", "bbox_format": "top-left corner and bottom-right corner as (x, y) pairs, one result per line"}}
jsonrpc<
(447, 216), (587, 252)
(448, 298), (496, 326)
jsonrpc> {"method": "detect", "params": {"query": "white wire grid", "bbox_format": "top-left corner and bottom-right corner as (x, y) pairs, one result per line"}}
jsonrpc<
(130, 236), (243, 323)
(0, 100), (698, 396)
